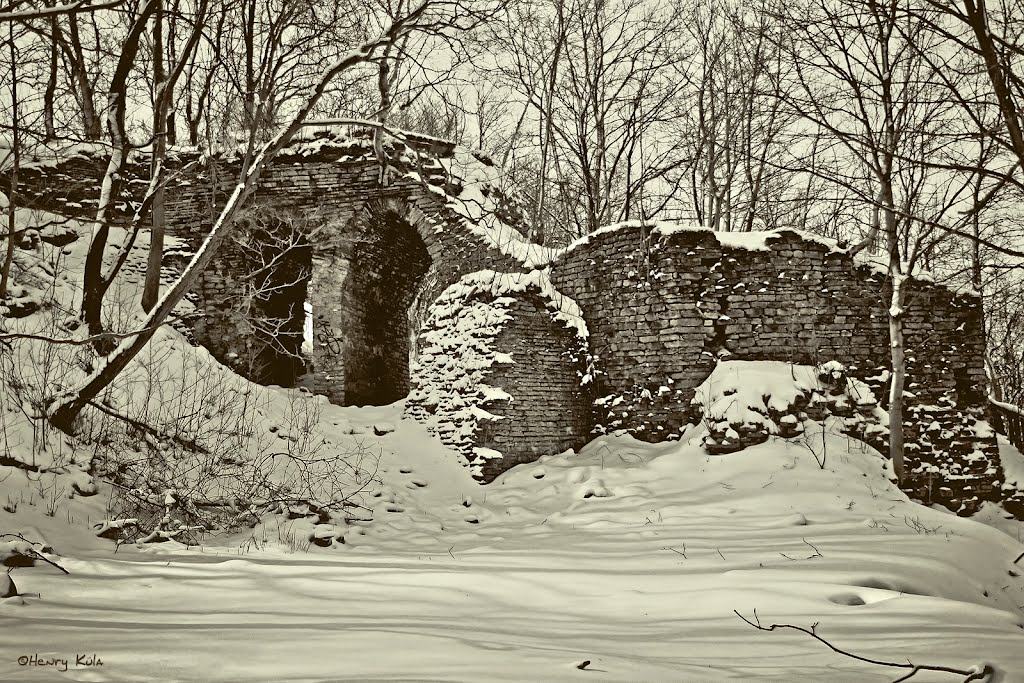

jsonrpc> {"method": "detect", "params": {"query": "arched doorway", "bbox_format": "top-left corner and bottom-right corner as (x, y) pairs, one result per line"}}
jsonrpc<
(309, 200), (433, 406)
(192, 208), (313, 388)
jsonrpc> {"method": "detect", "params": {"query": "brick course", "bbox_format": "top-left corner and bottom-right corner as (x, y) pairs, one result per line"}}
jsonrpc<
(8, 143), (1009, 512)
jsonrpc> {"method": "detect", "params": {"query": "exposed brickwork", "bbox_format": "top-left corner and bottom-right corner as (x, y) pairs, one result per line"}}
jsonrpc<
(339, 202), (432, 405)
(7, 142), (1009, 511)
(7, 134), (534, 403)
(548, 224), (1001, 513)
(404, 271), (591, 483)
(473, 295), (592, 482)
(190, 211), (311, 385)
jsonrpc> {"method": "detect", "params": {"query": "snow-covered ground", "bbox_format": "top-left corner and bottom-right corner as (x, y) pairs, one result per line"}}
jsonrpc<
(2, 401), (1023, 682)
(1, 206), (1023, 682)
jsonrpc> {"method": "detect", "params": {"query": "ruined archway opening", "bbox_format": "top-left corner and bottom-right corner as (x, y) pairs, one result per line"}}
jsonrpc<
(231, 211), (313, 387)
(341, 206), (432, 406)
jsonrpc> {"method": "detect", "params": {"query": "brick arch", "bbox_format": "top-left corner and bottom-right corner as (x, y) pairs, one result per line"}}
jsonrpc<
(308, 197), (435, 406)
(186, 193), (465, 406)
(371, 196), (447, 263)
(190, 204), (314, 387)
(2, 130), (552, 411)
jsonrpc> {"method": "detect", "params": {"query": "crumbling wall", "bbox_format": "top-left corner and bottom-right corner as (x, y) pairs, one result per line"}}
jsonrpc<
(548, 224), (999, 513)
(405, 271), (591, 482)
(10, 145), (1006, 511)
(7, 135), (546, 405)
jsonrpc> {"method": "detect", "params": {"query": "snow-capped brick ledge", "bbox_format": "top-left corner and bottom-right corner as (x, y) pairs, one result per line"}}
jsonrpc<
(405, 270), (592, 482)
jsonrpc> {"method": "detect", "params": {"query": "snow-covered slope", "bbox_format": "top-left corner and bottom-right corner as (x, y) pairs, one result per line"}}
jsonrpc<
(1, 205), (1022, 682)
(2, 406), (1023, 682)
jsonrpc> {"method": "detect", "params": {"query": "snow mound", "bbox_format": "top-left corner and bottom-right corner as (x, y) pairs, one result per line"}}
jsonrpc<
(693, 360), (882, 454)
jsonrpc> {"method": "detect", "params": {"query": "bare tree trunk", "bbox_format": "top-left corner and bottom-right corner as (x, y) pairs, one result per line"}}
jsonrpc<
(883, 189), (907, 483)
(1, 24), (20, 298)
(531, 0), (566, 245)
(962, 0), (1024, 166)
(143, 0), (207, 311)
(186, 11), (224, 146)
(374, 39), (397, 184)
(243, 0), (257, 134)
(143, 0), (167, 312)
(43, 15), (58, 141)
(67, 15), (102, 140)
(888, 275), (908, 482)
(48, 1), (436, 430)
(80, 0), (161, 345)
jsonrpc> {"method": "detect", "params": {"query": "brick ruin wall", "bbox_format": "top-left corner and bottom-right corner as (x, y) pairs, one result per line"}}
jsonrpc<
(11, 139), (532, 406)
(8, 147), (1012, 512)
(404, 276), (592, 483)
(473, 296), (591, 481)
(547, 225), (1001, 513)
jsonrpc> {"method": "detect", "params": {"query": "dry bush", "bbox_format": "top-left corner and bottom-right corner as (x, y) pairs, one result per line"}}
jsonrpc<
(86, 339), (380, 544)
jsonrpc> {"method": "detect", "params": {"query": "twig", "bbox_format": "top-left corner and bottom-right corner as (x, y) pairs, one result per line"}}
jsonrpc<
(0, 454), (40, 472)
(735, 609), (994, 682)
(86, 400), (209, 453)
(781, 538), (823, 561)
(0, 313), (197, 346)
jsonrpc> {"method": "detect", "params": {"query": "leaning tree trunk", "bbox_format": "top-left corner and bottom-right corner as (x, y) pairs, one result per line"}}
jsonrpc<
(48, 2), (433, 431)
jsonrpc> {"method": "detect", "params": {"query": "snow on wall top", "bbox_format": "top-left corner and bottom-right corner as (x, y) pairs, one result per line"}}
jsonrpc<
(4, 123), (455, 172)
(546, 220), (975, 297)
(448, 269), (589, 340)
(410, 151), (560, 269)
(1, 141), (115, 172)
(5, 125), (557, 272)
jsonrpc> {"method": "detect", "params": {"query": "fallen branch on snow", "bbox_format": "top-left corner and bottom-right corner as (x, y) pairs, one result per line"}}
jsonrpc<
(734, 609), (996, 682)
(0, 533), (70, 575)
(86, 400), (210, 454)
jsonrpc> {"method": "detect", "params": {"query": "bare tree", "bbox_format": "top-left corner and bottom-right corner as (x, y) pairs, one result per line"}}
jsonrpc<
(78, 0), (161, 345)
(767, 0), (1004, 481)
(44, 9), (105, 139)
(141, 0), (210, 312)
(951, 0), (1024, 168)
(1, 20), (21, 298)
(47, 0), (489, 430)
(0, 1), (127, 22)
(481, 0), (688, 244)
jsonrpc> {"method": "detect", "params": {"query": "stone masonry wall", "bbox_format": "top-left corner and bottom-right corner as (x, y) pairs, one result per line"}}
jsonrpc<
(548, 225), (1000, 513)
(405, 272), (591, 483)
(471, 295), (592, 482)
(158, 150), (533, 401)
(8, 144), (1006, 510)
(8, 135), (535, 403)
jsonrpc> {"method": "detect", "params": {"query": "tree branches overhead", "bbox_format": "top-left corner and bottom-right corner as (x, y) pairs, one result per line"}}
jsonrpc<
(1, 0), (1023, 424)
